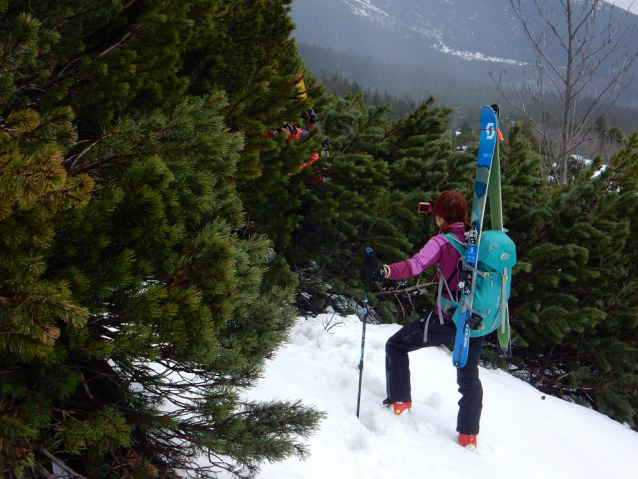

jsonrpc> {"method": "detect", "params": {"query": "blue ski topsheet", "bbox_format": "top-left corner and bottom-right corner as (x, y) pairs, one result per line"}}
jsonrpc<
(452, 105), (498, 368)
(466, 106), (498, 269)
(473, 106), (498, 208)
(477, 106), (498, 169)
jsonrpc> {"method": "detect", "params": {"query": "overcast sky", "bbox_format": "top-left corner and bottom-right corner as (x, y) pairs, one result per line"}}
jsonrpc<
(610, 0), (638, 14)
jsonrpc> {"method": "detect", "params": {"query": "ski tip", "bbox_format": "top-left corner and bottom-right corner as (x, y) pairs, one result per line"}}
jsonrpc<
(490, 104), (500, 115)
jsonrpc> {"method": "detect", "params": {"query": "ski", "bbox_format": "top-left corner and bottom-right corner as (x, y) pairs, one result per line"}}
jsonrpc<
(486, 106), (512, 356)
(452, 105), (499, 367)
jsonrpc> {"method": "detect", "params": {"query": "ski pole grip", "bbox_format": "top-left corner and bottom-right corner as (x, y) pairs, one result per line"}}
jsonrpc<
(363, 248), (373, 297)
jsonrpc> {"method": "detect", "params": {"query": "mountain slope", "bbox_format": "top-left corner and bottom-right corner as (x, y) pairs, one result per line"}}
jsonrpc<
(291, 0), (635, 65)
(212, 314), (638, 478)
(293, 0), (638, 125)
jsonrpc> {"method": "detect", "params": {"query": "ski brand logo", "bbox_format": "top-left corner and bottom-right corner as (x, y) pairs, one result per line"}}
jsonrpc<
(463, 326), (470, 348)
(486, 122), (496, 140)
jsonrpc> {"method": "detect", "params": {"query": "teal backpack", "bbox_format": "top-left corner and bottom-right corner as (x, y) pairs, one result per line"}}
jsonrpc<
(436, 230), (516, 337)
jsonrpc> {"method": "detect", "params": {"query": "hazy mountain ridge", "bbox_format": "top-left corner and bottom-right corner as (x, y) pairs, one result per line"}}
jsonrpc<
(336, 0), (530, 64)
(292, 0), (636, 65)
(292, 0), (638, 123)
(298, 42), (638, 132)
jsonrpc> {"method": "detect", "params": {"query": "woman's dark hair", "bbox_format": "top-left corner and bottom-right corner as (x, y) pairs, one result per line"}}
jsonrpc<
(432, 191), (470, 233)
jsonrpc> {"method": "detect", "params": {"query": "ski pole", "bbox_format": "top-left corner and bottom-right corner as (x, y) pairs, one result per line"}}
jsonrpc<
(356, 247), (373, 418)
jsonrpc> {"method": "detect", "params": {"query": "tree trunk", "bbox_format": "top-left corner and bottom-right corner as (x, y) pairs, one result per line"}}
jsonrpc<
(560, 0), (574, 185)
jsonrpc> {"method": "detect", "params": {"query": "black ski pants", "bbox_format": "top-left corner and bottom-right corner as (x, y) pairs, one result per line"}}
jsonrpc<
(385, 313), (485, 435)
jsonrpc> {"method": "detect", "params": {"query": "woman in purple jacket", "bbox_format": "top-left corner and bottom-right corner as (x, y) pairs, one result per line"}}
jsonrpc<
(363, 191), (483, 451)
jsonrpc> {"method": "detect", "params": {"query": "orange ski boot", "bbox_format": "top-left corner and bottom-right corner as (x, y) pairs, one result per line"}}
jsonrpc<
(455, 433), (477, 451)
(392, 401), (412, 415)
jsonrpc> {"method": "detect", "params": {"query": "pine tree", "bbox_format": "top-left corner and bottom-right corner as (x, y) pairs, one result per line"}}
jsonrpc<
(286, 94), (476, 321)
(233, 64), (327, 254)
(1, 2), (323, 478)
(461, 123), (638, 428)
(460, 122), (473, 135)
(0, 15), (94, 473)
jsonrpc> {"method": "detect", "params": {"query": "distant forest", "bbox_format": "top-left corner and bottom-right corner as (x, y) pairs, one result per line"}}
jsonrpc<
(318, 71), (417, 119)
(299, 42), (638, 134)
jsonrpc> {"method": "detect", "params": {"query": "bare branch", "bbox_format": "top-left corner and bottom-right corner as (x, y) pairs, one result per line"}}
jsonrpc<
(497, 0), (636, 184)
(373, 282), (436, 296)
(38, 449), (90, 479)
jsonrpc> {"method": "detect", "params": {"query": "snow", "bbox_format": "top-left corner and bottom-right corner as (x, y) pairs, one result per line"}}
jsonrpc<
(339, 0), (529, 65)
(215, 313), (638, 479)
(433, 40), (530, 65)
(611, 0), (638, 15)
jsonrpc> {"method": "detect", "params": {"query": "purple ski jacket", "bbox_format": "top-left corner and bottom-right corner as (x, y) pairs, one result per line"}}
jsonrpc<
(386, 222), (466, 320)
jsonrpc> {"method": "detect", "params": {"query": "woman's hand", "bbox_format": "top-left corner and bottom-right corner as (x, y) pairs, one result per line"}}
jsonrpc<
(362, 254), (386, 279)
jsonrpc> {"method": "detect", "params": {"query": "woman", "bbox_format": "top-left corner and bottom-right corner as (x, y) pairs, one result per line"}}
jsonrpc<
(363, 191), (483, 451)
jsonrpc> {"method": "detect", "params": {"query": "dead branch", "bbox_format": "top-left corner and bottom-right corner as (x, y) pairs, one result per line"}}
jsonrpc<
(373, 281), (436, 296)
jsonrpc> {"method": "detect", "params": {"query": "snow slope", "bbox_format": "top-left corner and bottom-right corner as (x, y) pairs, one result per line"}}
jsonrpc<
(220, 314), (638, 478)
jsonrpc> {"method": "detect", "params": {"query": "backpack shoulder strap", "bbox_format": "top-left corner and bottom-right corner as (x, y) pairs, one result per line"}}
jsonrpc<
(436, 233), (466, 325)
(442, 232), (467, 256)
